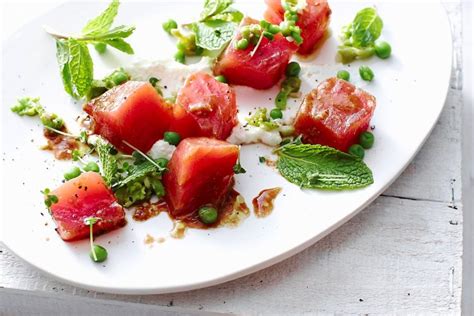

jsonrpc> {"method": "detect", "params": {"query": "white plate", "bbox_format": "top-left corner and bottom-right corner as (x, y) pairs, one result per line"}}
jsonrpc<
(1, 0), (452, 294)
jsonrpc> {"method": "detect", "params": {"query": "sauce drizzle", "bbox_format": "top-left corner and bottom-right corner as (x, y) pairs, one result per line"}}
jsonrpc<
(252, 187), (282, 218)
(133, 201), (168, 222)
(42, 128), (80, 160)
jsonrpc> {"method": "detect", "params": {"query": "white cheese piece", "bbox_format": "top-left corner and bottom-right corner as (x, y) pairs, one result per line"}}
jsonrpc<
(227, 124), (282, 147)
(148, 140), (176, 160)
(125, 57), (213, 97)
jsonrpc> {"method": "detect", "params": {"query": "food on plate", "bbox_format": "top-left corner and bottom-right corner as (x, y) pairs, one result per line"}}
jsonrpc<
(9, 0), (394, 262)
(84, 81), (174, 154)
(45, 0), (136, 98)
(163, 1), (244, 64)
(264, 0), (331, 55)
(163, 137), (239, 220)
(214, 17), (297, 89)
(337, 7), (391, 63)
(48, 172), (126, 241)
(174, 72), (238, 139)
(294, 77), (376, 152)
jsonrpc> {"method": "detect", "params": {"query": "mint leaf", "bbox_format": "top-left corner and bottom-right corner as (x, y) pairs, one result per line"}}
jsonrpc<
(56, 39), (94, 98)
(337, 7), (383, 63)
(82, 0), (120, 36)
(56, 39), (74, 96)
(211, 9), (243, 23)
(87, 25), (135, 41)
(350, 7), (383, 47)
(100, 38), (134, 54)
(96, 137), (119, 186)
(193, 20), (236, 50)
(276, 144), (374, 190)
(200, 0), (233, 21)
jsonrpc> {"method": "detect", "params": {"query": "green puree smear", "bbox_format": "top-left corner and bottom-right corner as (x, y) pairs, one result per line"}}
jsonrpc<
(337, 7), (391, 63)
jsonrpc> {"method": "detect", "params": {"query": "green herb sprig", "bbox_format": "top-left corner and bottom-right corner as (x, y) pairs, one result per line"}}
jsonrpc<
(45, 0), (135, 98)
(84, 217), (108, 263)
(41, 188), (58, 211)
(163, 0), (243, 64)
(275, 143), (374, 190)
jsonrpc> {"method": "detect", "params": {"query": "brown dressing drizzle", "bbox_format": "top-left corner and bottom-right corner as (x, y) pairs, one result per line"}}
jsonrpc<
(252, 187), (282, 218)
(170, 221), (187, 239)
(178, 189), (249, 229)
(42, 128), (80, 160)
(129, 190), (249, 239)
(133, 201), (168, 222)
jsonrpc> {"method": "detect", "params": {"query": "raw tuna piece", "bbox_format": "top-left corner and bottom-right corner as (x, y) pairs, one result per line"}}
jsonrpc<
(214, 17), (296, 90)
(294, 77), (376, 151)
(163, 138), (239, 218)
(264, 0), (331, 55)
(50, 172), (126, 241)
(84, 81), (173, 154)
(174, 72), (238, 140)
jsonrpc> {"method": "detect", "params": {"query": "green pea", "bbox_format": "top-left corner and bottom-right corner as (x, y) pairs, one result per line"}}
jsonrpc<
(263, 31), (274, 40)
(359, 131), (375, 149)
(235, 38), (249, 50)
(162, 19), (178, 34)
(359, 66), (374, 81)
(156, 158), (169, 169)
(280, 21), (291, 37)
(164, 131), (181, 145)
(215, 75), (227, 83)
(336, 70), (350, 81)
(348, 144), (365, 159)
(111, 72), (128, 86)
(285, 61), (301, 77)
(375, 41), (391, 59)
(174, 50), (185, 64)
(240, 26), (251, 38)
(282, 76), (301, 93)
(64, 166), (82, 181)
(291, 31), (303, 44)
(90, 244), (108, 263)
(198, 206), (218, 225)
(275, 91), (288, 109)
(270, 108), (283, 120)
(268, 24), (280, 34)
(260, 20), (271, 29)
(250, 24), (261, 35)
(83, 161), (100, 173)
(94, 43), (107, 54)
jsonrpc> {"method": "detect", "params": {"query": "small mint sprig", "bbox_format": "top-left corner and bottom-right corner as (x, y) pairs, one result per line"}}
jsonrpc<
(44, 0), (136, 99)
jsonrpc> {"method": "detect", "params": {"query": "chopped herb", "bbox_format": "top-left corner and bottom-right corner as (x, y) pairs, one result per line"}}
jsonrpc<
(246, 108), (279, 131)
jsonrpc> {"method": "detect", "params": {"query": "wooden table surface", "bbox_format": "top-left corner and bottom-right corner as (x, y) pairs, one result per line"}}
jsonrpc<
(1, 1), (471, 315)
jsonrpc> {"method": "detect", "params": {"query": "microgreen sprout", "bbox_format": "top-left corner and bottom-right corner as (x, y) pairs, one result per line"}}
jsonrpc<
(84, 216), (108, 263)
(41, 188), (58, 210)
